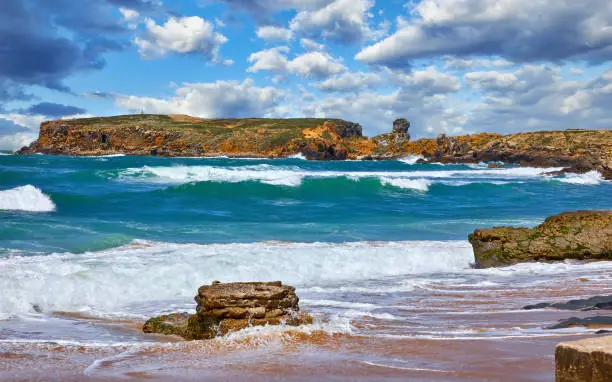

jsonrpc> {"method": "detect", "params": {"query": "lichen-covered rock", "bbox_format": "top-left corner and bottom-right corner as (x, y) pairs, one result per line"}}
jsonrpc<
(143, 281), (312, 340)
(556, 335), (612, 382)
(468, 211), (612, 268)
(15, 114), (612, 178)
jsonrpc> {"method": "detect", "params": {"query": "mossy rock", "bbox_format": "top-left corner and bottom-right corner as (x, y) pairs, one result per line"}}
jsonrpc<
(469, 211), (612, 268)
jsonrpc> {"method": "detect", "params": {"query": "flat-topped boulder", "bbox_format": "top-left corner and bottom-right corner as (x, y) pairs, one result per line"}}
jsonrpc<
(469, 211), (612, 268)
(556, 335), (612, 381)
(143, 281), (312, 340)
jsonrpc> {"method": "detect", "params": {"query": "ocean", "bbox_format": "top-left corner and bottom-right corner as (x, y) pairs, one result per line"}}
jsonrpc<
(1, 153), (611, 381)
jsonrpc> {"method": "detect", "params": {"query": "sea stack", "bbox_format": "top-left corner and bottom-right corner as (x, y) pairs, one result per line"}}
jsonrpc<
(468, 210), (612, 268)
(143, 281), (312, 340)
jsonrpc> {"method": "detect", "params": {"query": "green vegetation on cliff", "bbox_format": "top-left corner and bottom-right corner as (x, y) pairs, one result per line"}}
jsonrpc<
(15, 114), (612, 178)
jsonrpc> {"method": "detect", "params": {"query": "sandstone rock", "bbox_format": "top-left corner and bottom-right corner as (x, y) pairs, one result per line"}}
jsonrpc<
(468, 211), (612, 268)
(143, 281), (312, 340)
(556, 335), (612, 381)
(15, 114), (612, 179)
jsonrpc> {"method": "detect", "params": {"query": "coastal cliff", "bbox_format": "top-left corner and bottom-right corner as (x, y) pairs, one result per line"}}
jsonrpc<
(16, 114), (612, 178)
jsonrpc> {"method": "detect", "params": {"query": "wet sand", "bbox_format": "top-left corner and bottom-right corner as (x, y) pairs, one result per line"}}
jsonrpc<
(2, 263), (611, 381)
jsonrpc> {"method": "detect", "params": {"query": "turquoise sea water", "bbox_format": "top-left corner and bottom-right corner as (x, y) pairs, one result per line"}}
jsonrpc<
(2, 154), (612, 380)
(1, 154), (610, 256)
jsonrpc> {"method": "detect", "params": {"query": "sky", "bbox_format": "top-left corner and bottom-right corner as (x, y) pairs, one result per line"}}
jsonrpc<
(1, 0), (612, 150)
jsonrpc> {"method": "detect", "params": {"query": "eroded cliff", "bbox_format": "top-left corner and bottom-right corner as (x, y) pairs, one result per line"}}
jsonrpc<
(16, 114), (612, 178)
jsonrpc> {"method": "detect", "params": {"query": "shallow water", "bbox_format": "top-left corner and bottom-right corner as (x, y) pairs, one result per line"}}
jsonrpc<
(1, 154), (611, 380)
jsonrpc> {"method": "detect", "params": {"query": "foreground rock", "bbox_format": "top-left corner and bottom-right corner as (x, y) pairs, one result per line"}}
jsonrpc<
(469, 211), (612, 268)
(143, 281), (312, 340)
(556, 335), (612, 381)
(524, 295), (612, 311)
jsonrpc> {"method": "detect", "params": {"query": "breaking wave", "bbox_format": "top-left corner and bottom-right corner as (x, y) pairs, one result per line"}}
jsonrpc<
(0, 240), (474, 318)
(0, 185), (56, 212)
(112, 164), (567, 191)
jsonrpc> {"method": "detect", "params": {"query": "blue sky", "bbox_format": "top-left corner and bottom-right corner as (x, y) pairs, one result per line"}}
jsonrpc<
(1, 0), (611, 150)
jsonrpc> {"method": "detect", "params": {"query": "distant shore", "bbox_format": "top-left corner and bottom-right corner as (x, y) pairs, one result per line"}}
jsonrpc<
(15, 114), (612, 179)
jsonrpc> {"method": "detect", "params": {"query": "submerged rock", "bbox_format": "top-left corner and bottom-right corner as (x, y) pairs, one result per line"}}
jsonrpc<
(468, 210), (612, 268)
(523, 295), (612, 311)
(548, 316), (612, 330)
(555, 335), (612, 381)
(143, 281), (312, 340)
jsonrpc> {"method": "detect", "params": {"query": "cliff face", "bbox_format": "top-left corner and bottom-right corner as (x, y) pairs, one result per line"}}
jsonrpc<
(16, 114), (612, 178)
(17, 114), (366, 160)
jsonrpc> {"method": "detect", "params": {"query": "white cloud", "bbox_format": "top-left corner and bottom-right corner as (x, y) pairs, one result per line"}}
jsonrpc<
(134, 16), (228, 62)
(119, 7), (140, 29)
(288, 51), (346, 78)
(300, 38), (325, 52)
(256, 26), (293, 42)
(248, 48), (346, 78)
(0, 113), (91, 151)
(247, 47), (291, 73)
(391, 67), (461, 95)
(444, 57), (516, 70)
(115, 79), (285, 118)
(313, 71), (383, 92)
(464, 71), (519, 92)
(0, 132), (37, 151)
(356, 0), (612, 66)
(290, 0), (375, 43)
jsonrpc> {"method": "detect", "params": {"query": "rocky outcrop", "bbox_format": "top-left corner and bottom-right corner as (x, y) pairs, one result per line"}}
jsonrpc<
(143, 281), (312, 340)
(413, 130), (612, 179)
(549, 317), (612, 330)
(556, 335), (612, 382)
(15, 114), (612, 178)
(524, 295), (612, 311)
(16, 115), (365, 160)
(468, 211), (612, 268)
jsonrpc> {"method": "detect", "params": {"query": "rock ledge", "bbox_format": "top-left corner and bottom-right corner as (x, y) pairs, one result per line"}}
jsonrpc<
(556, 335), (612, 382)
(143, 281), (312, 340)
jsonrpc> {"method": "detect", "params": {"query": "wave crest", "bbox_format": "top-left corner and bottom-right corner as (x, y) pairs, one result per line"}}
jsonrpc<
(0, 185), (56, 212)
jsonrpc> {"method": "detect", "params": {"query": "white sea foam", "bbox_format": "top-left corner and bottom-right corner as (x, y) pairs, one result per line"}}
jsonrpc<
(380, 177), (433, 191)
(85, 154), (126, 158)
(557, 171), (604, 185)
(0, 240), (474, 318)
(288, 153), (307, 160)
(115, 164), (565, 190)
(0, 185), (56, 212)
(398, 155), (423, 165)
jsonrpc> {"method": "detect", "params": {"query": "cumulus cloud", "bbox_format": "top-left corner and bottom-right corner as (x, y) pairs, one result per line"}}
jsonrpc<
(256, 26), (293, 42)
(0, 0), (138, 99)
(134, 16), (228, 62)
(390, 67), (461, 95)
(115, 79), (285, 118)
(0, 114), (45, 151)
(248, 48), (346, 78)
(313, 71), (383, 92)
(300, 38), (325, 52)
(214, 0), (333, 18)
(356, 0), (612, 67)
(290, 0), (375, 43)
(444, 57), (516, 71)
